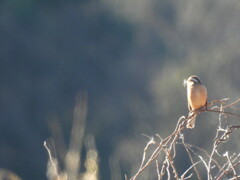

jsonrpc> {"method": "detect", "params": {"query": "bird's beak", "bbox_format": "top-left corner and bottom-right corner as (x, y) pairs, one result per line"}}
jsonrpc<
(183, 79), (187, 87)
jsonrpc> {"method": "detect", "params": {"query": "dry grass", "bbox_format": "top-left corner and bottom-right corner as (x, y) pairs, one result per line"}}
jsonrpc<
(44, 92), (99, 180)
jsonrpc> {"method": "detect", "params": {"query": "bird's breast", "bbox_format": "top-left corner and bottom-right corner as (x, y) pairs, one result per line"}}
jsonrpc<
(188, 85), (207, 110)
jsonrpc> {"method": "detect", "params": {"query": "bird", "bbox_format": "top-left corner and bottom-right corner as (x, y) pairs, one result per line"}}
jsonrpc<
(183, 75), (207, 128)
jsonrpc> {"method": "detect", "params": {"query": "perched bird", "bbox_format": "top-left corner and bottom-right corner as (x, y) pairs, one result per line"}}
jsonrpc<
(184, 75), (207, 128)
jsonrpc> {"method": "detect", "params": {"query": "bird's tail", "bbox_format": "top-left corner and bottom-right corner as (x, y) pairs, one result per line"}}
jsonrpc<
(186, 113), (197, 129)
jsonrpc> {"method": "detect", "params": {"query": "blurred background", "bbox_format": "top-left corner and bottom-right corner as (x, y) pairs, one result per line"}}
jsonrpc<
(1, 0), (240, 179)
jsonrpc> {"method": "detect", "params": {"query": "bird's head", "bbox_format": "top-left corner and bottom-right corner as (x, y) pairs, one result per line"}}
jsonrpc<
(183, 75), (202, 87)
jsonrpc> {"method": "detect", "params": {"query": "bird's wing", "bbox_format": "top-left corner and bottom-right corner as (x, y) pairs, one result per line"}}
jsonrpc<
(188, 102), (192, 111)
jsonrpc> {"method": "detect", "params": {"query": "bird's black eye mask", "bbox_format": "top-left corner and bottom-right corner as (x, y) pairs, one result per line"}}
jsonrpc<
(190, 77), (201, 84)
(183, 76), (202, 87)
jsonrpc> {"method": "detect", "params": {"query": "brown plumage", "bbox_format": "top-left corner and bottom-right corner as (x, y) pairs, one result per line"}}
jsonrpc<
(184, 75), (207, 128)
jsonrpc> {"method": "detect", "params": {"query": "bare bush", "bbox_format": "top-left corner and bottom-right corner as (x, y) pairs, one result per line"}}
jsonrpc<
(128, 98), (240, 180)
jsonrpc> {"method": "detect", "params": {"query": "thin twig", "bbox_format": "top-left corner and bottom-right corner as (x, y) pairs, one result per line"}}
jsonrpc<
(180, 134), (202, 180)
(130, 116), (187, 180)
(224, 152), (237, 176)
(180, 161), (201, 179)
(44, 141), (60, 180)
(206, 109), (240, 117)
(156, 160), (161, 180)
